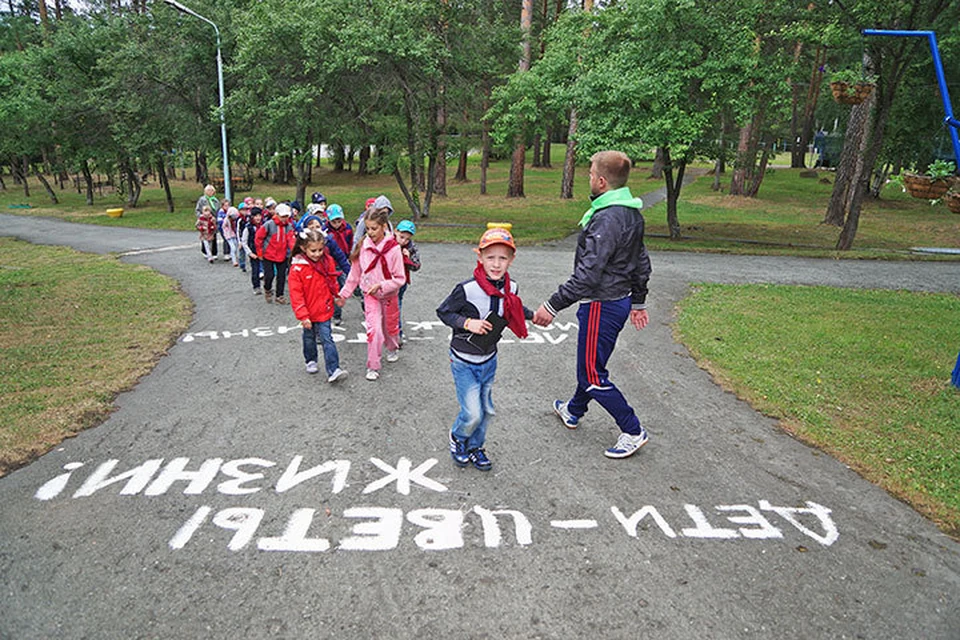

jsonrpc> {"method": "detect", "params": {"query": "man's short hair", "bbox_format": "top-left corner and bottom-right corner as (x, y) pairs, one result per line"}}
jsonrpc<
(590, 151), (631, 189)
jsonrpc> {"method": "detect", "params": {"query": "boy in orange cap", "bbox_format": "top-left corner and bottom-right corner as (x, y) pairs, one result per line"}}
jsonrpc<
(436, 225), (533, 471)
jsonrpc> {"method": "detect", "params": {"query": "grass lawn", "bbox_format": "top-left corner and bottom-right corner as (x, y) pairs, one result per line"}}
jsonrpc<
(0, 237), (191, 475)
(676, 283), (960, 538)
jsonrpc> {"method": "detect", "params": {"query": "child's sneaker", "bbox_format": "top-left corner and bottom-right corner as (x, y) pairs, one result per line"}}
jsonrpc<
(449, 435), (469, 467)
(275, 295), (287, 305)
(469, 448), (492, 471)
(253, 288), (262, 295)
(327, 368), (348, 383)
(553, 400), (579, 429)
(305, 361), (319, 374)
(264, 291), (273, 304)
(365, 369), (380, 381)
(604, 429), (649, 459)
(334, 317), (342, 326)
(385, 350), (399, 363)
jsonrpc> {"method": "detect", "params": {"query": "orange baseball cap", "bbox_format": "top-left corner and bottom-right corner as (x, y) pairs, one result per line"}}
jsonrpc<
(477, 226), (516, 251)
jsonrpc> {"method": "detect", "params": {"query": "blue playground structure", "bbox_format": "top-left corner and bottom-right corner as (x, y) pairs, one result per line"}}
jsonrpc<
(862, 30), (960, 388)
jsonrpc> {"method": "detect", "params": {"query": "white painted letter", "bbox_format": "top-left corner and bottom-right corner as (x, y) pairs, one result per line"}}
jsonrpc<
(717, 505), (783, 540)
(759, 500), (839, 546)
(73, 459), (164, 498)
(680, 505), (739, 539)
(471, 506), (533, 548)
(407, 509), (464, 551)
(169, 506), (212, 550)
(212, 507), (264, 551)
(218, 458), (275, 495)
(144, 457), (223, 496)
(257, 508), (330, 552)
(363, 458), (448, 495)
(275, 456), (350, 495)
(611, 506), (677, 538)
(35, 462), (84, 501)
(338, 507), (403, 551)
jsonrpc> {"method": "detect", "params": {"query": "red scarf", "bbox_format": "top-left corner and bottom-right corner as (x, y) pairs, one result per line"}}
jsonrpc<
(363, 236), (399, 279)
(473, 262), (528, 339)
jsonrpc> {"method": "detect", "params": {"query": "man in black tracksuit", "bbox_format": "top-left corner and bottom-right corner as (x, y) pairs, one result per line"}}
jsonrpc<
(533, 150), (652, 459)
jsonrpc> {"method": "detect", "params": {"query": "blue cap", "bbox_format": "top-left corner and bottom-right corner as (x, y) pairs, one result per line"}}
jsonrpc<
(311, 192), (326, 204)
(396, 220), (416, 235)
(327, 204), (344, 221)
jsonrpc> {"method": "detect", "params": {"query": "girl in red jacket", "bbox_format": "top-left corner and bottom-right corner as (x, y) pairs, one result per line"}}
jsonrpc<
(288, 228), (348, 383)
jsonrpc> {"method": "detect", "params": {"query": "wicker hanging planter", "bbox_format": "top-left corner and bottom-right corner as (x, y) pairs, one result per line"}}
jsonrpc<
(944, 191), (960, 214)
(902, 173), (951, 199)
(830, 81), (875, 105)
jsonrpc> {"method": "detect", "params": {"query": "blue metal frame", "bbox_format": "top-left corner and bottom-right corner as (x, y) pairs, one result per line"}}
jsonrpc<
(862, 29), (960, 173)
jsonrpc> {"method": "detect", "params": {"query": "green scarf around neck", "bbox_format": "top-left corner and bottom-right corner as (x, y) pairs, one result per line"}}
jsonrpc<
(579, 186), (644, 227)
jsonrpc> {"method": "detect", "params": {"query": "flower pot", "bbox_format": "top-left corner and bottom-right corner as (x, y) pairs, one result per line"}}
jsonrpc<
(944, 191), (960, 214)
(106, 208), (124, 218)
(902, 173), (950, 200)
(830, 81), (875, 105)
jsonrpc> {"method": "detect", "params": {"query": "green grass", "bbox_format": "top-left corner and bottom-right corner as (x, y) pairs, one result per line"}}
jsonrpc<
(675, 283), (960, 538)
(643, 168), (960, 256)
(0, 237), (191, 474)
(6, 154), (957, 254)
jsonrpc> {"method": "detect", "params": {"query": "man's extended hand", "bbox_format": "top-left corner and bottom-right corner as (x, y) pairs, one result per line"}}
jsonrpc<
(630, 309), (649, 330)
(532, 304), (554, 327)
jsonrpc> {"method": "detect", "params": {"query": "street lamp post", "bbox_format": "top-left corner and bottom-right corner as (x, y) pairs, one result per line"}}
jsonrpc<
(163, 0), (232, 204)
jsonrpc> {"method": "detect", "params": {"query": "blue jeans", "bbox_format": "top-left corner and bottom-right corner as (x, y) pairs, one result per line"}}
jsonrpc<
(450, 353), (497, 451)
(302, 320), (340, 375)
(567, 298), (642, 435)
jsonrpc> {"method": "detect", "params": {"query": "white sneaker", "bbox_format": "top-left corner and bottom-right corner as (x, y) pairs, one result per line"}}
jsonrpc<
(365, 369), (380, 381)
(385, 350), (399, 363)
(604, 429), (649, 459)
(328, 368), (348, 383)
(305, 361), (319, 374)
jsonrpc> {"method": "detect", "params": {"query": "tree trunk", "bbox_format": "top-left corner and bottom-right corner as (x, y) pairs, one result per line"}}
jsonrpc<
(295, 154), (308, 206)
(196, 150), (208, 185)
(542, 128), (552, 168)
(662, 146), (683, 239)
(393, 167), (422, 219)
(508, 140), (526, 198)
(358, 145), (370, 175)
(332, 141), (345, 172)
(422, 154), (436, 219)
(480, 115), (491, 195)
(650, 146), (665, 179)
(560, 108), (577, 199)
(823, 97), (871, 226)
(16, 157), (30, 197)
(434, 90), (447, 196)
(157, 155), (174, 212)
(838, 92), (885, 250)
(455, 148), (468, 182)
(792, 47), (826, 169)
(81, 159), (94, 205)
(730, 116), (758, 196)
(124, 162), (141, 208)
(532, 133), (542, 167)
(745, 138), (772, 198)
(35, 167), (58, 204)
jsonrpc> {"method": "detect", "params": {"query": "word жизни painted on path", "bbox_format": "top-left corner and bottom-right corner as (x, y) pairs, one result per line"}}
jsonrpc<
(33, 456), (840, 553)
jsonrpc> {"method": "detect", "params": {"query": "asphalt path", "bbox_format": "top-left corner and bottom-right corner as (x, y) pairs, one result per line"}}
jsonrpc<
(1, 213), (959, 639)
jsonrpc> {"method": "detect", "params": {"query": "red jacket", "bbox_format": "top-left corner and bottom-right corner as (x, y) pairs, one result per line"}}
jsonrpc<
(288, 253), (340, 323)
(254, 216), (296, 262)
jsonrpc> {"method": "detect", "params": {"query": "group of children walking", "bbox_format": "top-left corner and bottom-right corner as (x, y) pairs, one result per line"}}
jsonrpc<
(196, 186), (546, 473)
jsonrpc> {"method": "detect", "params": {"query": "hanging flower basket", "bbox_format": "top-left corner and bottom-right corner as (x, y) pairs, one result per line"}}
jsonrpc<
(944, 191), (960, 214)
(830, 81), (875, 105)
(902, 173), (950, 200)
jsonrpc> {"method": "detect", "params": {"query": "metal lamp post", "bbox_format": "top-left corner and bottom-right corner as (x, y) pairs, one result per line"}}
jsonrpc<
(163, 0), (232, 204)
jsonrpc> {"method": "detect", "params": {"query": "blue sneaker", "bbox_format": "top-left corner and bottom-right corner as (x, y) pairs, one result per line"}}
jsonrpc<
(469, 448), (492, 471)
(553, 400), (579, 429)
(604, 429), (649, 459)
(450, 435), (469, 467)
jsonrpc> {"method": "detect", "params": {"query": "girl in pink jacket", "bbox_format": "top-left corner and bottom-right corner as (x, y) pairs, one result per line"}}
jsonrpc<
(338, 207), (405, 381)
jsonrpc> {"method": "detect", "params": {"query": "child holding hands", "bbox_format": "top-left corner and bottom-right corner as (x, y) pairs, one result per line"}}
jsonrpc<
(338, 207), (405, 381)
(288, 228), (347, 383)
(436, 226), (533, 471)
